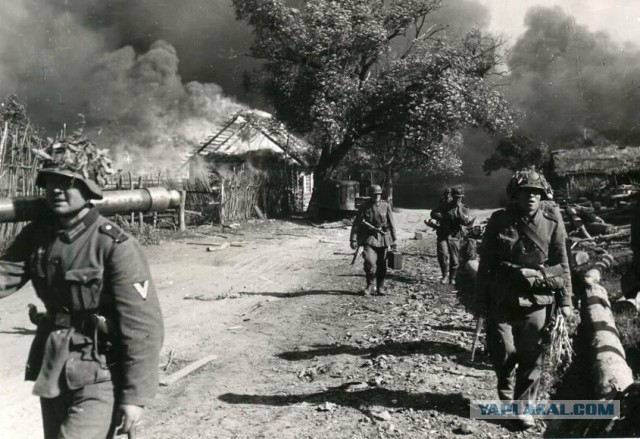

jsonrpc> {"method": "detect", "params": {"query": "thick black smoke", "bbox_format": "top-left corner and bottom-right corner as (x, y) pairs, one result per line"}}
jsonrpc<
(0, 0), (506, 175)
(0, 0), (244, 172)
(507, 6), (640, 146)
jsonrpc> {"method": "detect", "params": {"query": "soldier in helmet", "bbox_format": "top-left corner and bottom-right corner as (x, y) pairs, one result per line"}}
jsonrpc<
(350, 184), (397, 295)
(0, 135), (164, 438)
(427, 188), (452, 283)
(432, 185), (471, 284)
(475, 169), (572, 430)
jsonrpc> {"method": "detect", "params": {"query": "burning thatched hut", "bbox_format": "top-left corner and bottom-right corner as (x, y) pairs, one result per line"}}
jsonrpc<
(183, 110), (314, 219)
(551, 145), (640, 200)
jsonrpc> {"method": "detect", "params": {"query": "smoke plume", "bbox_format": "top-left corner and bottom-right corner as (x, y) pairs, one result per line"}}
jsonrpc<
(0, 0), (245, 173)
(506, 6), (640, 146)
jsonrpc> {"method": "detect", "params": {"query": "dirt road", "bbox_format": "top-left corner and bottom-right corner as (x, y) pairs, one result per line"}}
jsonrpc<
(0, 209), (540, 438)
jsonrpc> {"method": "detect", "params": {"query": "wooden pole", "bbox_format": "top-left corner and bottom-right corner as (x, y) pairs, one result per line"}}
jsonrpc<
(160, 354), (218, 386)
(0, 121), (9, 171)
(583, 257), (634, 397)
(138, 176), (144, 227)
(179, 189), (186, 231)
(129, 172), (134, 225)
(219, 180), (225, 225)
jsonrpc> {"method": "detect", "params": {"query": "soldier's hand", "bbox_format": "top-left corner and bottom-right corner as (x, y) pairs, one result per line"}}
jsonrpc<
(350, 241), (357, 250)
(520, 268), (542, 278)
(559, 306), (572, 319)
(116, 404), (144, 435)
(391, 244), (398, 251)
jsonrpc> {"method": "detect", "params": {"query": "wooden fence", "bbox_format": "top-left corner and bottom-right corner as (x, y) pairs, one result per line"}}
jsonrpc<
(0, 118), (46, 246)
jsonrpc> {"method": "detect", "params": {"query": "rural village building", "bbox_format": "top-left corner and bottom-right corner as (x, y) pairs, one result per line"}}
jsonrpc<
(183, 110), (314, 218)
(551, 145), (640, 199)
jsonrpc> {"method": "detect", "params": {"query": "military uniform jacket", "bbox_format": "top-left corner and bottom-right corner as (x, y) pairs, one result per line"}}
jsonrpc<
(0, 208), (164, 406)
(350, 201), (396, 247)
(430, 198), (451, 239)
(476, 202), (572, 309)
(440, 202), (471, 239)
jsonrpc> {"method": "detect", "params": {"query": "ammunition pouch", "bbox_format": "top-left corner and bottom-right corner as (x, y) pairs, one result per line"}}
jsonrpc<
(539, 264), (566, 291)
(43, 308), (114, 368)
(45, 309), (110, 334)
(497, 262), (561, 308)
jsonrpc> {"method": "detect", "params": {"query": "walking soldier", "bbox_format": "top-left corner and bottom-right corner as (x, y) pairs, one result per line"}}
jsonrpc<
(0, 136), (164, 438)
(428, 188), (452, 283)
(350, 184), (397, 296)
(475, 169), (572, 429)
(432, 185), (470, 284)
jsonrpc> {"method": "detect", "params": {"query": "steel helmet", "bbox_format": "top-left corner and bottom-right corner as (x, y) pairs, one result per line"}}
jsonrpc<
(35, 135), (114, 200)
(451, 185), (465, 197)
(369, 184), (383, 195)
(506, 169), (553, 200)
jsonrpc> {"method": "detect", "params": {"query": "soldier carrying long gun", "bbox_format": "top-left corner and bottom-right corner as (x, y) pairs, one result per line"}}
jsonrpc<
(0, 135), (171, 438)
(349, 185), (397, 296)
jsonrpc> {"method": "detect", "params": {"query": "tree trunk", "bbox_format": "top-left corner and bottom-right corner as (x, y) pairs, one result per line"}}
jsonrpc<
(385, 167), (394, 207)
(306, 139), (353, 216)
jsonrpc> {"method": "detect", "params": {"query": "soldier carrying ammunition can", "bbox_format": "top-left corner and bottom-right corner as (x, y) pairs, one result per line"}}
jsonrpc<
(0, 135), (164, 438)
(350, 184), (397, 296)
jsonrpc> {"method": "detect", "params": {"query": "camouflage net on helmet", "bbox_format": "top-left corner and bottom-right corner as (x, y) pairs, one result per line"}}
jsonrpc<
(32, 134), (114, 187)
(507, 169), (553, 199)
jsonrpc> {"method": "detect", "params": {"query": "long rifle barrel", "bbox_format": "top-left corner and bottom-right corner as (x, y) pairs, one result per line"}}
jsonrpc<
(0, 187), (182, 223)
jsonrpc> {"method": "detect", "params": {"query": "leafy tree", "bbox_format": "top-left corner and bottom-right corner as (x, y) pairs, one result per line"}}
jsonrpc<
(482, 134), (550, 175)
(233, 0), (516, 203)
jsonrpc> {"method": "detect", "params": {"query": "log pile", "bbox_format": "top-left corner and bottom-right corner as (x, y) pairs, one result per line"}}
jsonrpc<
(582, 261), (635, 397)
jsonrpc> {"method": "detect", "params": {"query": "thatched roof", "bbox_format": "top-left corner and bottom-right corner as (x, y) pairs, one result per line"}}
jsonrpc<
(186, 110), (312, 167)
(552, 145), (640, 177)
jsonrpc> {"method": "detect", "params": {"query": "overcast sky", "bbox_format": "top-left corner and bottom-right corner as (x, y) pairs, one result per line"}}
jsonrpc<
(478, 0), (640, 43)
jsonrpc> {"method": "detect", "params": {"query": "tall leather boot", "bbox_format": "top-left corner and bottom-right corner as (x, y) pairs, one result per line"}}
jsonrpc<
(375, 276), (386, 296)
(449, 269), (458, 285)
(362, 273), (375, 295)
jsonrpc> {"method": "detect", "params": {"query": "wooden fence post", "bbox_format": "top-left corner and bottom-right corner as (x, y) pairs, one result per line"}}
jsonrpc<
(129, 172), (135, 225)
(138, 176), (144, 228)
(179, 190), (186, 231)
(219, 181), (225, 225)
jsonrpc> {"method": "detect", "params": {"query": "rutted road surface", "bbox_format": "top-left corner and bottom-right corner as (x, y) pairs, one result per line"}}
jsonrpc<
(0, 210), (540, 438)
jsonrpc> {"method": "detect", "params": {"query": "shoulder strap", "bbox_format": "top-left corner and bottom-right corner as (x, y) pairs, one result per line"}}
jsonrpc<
(515, 217), (548, 258)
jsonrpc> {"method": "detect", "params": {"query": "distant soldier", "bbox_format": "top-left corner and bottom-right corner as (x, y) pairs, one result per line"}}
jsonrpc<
(350, 185), (397, 295)
(475, 169), (572, 430)
(428, 188), (452, 283)
(437, 185), (471, 284)
(0, 136), (164, 438)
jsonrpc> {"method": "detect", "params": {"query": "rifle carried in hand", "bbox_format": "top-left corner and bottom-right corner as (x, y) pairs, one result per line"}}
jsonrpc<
(361, 219), (385, 235)
(351, 246), (360, 265)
